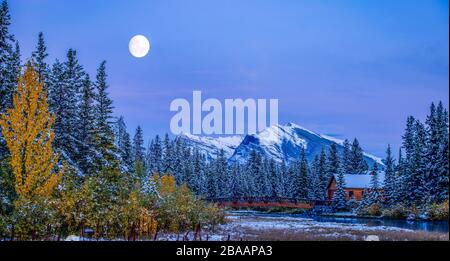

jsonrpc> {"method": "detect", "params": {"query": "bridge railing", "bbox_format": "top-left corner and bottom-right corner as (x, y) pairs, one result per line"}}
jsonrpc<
(204, 197), (332, 206)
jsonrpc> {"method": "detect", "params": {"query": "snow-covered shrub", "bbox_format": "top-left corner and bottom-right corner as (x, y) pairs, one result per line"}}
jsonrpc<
(382, 204), (408, 219)
(347, 196), (358, 211)
(357, 203), (382, 216)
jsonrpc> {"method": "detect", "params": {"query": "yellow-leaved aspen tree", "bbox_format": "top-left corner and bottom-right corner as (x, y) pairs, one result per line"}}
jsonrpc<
(0, 62), (62, 200)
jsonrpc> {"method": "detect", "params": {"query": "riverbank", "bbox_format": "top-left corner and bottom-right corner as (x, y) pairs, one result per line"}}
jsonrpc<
(147, 211), (448, 241)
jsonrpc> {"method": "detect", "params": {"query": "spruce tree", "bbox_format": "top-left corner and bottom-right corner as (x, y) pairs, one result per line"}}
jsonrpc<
(115, 116), (133, 174)
(327, 143), (340, 174)
(147, 134), (162, 174)
(93, 61), (117, 168)
(426, 102), (449, 202)
(383, 144), (396, 207)
(162, 134), (174, 174)
(367, 164), (380, 205)
(77, 74), (96, 175)
(31, 32), (49, 88)
(295, 148), (309, 199)
(132, 126), (145, 164)
(341, 139), (351, 173)
(333, 172), (347, 210)
(0, 0), (16, 113)
(348, 138), (368, 174)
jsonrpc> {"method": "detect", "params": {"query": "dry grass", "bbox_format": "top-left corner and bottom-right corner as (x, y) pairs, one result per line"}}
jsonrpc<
(212, 216), (449, 241)
(234, 227), (449, 241)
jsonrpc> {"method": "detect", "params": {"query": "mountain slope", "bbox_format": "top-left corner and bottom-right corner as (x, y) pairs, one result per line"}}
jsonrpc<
(178, 133), (243, 160)
(179, 123), (383, 167)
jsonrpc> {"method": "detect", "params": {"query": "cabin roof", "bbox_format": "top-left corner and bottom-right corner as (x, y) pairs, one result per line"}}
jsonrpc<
(329, 172), (385, 189)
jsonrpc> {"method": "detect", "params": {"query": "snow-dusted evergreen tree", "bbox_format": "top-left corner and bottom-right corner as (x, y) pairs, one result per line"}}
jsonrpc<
(48, 49), (84, 167)
(408, 119), (427, 203)
(93, 61), (118, 168)
(277, 160), (288, 197)
(295, 147), (309, 199)
(31, 32), (49, 89)
(394, 147), (406, 203)
(348, 138), (368, 174)
(246, 150), (263, 197)
(132, 126), (145, 164)
(309, 152), (327, 200)
(425, 102), (449, 202)
(341, 139), (351, 173)
(333, 171), (347, 210)
(0, 1), (20, 160)
(400, 117), (427, 204)
(147, 134), (163, 174)
(318, 148), (329, 199)
(260, 159), (273, 197)
(48, 59), (74, 165)
(0, 0), (18, 114)
(228, 163), (242, 199)
(191, 149), (207, 195)
(327, 143), (340, 175)
(162, 133), (174, 174)
(367, 163), (380, 205)
(181, 143), (194, 187)
(115, 116), (133, 173)
(77, 74), (97, 175)
(215, 149), (230, 197)
(383, 144), (396, 207)
(267, 159), (278, 198)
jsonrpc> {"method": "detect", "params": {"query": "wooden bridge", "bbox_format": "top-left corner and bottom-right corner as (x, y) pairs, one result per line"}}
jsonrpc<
(206, 197), (331, 209)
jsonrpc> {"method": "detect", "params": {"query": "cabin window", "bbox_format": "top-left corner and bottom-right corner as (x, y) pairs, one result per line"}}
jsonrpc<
(348, 191), (354, 197)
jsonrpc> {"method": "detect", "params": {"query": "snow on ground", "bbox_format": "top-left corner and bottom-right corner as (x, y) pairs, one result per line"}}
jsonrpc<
(223, 214), (411, 233)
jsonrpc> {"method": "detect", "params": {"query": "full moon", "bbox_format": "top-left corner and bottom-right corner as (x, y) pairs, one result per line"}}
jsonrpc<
(129, 35), (150, 58)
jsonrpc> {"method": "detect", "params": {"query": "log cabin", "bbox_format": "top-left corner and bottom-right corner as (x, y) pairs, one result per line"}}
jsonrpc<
(327, 172), (385, 201)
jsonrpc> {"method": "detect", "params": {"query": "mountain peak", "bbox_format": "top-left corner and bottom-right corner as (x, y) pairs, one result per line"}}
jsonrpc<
(178, 123), (383, 167)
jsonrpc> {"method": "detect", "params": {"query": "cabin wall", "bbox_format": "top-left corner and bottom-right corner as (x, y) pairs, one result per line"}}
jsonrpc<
(327, 188), (365, 201)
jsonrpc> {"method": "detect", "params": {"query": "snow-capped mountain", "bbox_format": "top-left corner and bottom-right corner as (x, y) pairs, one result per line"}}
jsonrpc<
(178, 123), (383, 167)
(178, 133), (243, 160)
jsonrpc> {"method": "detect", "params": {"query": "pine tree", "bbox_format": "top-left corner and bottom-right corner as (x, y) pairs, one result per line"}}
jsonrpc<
(408, 120), (427, 203)
(341, 139), (351, 173)
(215, 149), (229, 197)
(93, 61), (118, 168)
(367, 164), (380, 205)
(309, 152), (327, 200)
(77, 74), (96, 176)
(0, 1), (19, 160)
(0, 0), (17, 113)
(147, 134), (162, 174)
(295, 147), (309, 199)
(0, 63), (62, 199)
(383, 144), (396, 207)
(333, 172), (347, 210)
(327, 143), (340, 174)
(132, 126), (145, 164)
(348, 138), (368, 174)
(425, 102), (449, 202)
(48, 60), (67, 154)
(277, 160), (288, 198)
(115, 116), (133, 173)
(63, 49), (84, 162)
(31, 32), (49, 89)
(394, 148), (406, 203)
(267, 159), (278, 198)
(318, 148), (328, 199)
(162, 134), (174, 174)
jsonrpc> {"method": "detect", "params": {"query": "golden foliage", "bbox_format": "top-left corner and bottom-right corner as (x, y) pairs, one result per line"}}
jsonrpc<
(0, 63), (62, 199)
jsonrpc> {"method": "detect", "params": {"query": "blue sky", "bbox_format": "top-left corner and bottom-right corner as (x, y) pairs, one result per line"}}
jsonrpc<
(9, 0), (449, 157)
